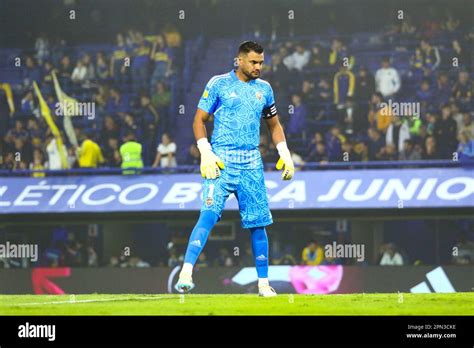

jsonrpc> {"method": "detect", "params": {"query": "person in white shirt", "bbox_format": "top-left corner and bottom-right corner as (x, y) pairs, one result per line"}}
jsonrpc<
(152, 133), (177, 168)
(71, 61), (87, 83)
(45, 136), (67, 170)
(379, 243), (404, 266)
(375, 57), (401, 98)
(283, 44), (310, 72)
(386, 118), (410, 153)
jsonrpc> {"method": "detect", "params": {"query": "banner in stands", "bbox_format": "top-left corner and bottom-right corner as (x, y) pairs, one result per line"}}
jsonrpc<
(0, 168), (472, 214)
(0, 266), (472, 294)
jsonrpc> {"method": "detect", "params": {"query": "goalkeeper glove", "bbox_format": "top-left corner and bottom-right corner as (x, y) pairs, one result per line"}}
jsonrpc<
(197, 138), (225, 179)
(275, 141), (294, 180)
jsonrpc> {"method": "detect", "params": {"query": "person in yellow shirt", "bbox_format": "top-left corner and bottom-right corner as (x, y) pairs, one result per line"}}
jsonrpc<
(368, 92), (392, 134)
(78, 134), (104, 168)
(301, 240), (324, 265)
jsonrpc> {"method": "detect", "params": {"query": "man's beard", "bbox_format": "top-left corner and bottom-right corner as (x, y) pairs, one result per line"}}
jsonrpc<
(243, 69), (260, 80)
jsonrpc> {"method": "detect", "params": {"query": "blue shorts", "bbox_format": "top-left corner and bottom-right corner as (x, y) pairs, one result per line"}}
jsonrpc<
(201, 166), (273, 229)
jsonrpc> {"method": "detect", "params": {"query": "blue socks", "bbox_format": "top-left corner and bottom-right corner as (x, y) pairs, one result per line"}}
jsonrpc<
(250, 226), (269, 278)
(183, 211), (269, 280)
(183, 210), (219, 265)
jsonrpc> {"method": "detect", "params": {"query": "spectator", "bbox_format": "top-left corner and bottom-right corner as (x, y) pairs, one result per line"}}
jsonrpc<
(106, 87), (130, 117)
(95, 52), (110, 81)
(306, 132), (324, 156)
(35, 33), (50, 64)
(80, 53), (96, 87)
(30, 148), (45, 177)
(333, 65), (355, 106)
(367, 128), (385, 160)
(456, 130), (474, 162)
(103, 137), (121, 167)
(353, 140), (369, 162)
(386, 118), (411, 154)
(71, 60), (87, 84)
(283, 43), (310, 72)
(46, 135), (67, 170)
(101, 115), (120, 145)
(309, 43), (328, 68)
(337, 97), (362, 135)
(450, 102), (465, 132)
(216, 248), (233, 267)
(355, 66), (375, 105)
(435, 71), (452, 107)
(131, 31), (151, 92)
(151, 82), (171, 129)
(435, 104), (458, 158)
(152, 133), (177, 168)
(379, 243), (404, 266)
(409, 48), (424, 83)
(27, 118), (42, 142)
(399, 139), (422, 161)
(122, 113), (142, 140)
(22, 56), (42, 87)
(129, 256), (150, 268)
(77, 133), (104, 168)
(326, 126), (345, 161)
(420, 39), (441, 75)
(58, 55), (73, 81)
(120, 132), (143, 174)
(374, 57), (401, 98)
(329, 38), (354, 69)
(307, 141), (328, 163)
(416, 79), (435, 110)
(316, 77), (332, 104)
(452, 70), (472, 106)
(167, 248), (180, 268)
(451, 39), (471, 70)
(150, 34), (172, 87)
(368, 92), (392, 133)
(377, 144), (398, 161)
(110, 33), (129, 85)
(300, 80), (317, 107)
(20, 91), (36, 115)
(452, 233), (474, 265)
(196, 252), (209, 268)
(301, 240), (324, 265)
(187, 144), (200, 166)
(5, 120), (29, 145)
(459, 112), (474, 139)
(423, 135), (439, 160)
(268, 54), (290, 91)
(287, 94), (307, 138)
(340, 140), (361, 162)
(86, 244), (99, 267)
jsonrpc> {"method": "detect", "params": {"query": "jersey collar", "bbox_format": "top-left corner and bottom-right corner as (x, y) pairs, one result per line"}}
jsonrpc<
(231, 69), (256, 85)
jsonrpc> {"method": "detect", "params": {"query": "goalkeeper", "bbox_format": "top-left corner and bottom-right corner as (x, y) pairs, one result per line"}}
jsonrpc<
(175, 41), (294, 297)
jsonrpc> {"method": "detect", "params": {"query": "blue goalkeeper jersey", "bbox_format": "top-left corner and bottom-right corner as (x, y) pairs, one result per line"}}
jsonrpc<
(197, 69), (278, 170)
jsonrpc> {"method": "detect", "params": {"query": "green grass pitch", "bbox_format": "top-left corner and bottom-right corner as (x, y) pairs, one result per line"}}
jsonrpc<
(1, 293), (473, 315)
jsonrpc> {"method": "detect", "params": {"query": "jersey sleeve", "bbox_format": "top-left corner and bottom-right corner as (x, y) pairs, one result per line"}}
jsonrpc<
(197, 77), (220, 114)
(262, 83), (277, 119)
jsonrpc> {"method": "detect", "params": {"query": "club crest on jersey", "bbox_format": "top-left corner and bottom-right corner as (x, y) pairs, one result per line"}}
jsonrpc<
(206, 197), (213, 206)
(256, 91), (263, 100)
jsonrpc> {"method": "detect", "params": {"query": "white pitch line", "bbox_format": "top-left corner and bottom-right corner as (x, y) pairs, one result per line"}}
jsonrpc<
(11, 296), (166, 306)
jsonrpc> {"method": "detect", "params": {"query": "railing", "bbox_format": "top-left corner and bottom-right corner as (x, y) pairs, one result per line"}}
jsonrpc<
(0, 160), (471, 177)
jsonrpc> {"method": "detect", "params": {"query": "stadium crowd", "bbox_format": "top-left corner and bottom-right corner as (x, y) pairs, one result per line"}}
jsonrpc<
(0, 12), (473, 174)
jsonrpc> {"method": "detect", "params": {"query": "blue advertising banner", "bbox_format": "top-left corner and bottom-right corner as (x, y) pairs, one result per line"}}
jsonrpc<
(0, 168), (472, 214)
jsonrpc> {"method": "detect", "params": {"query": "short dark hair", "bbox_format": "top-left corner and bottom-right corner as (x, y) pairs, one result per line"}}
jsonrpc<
(238, 41), (264, 55)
